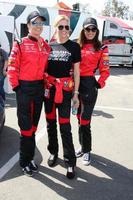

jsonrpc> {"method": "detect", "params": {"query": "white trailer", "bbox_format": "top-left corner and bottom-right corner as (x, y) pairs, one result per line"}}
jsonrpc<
(98, 17), (133, 68)
(0, 15), (14, 53)
(0, 2), (89, 47)
(1, 1), (133, 67)
(0, 2), (133, 92)
(0, 15), (15, 93)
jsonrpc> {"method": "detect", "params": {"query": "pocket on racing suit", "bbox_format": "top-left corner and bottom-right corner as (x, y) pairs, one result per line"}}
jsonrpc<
(80, 87), (98, 105)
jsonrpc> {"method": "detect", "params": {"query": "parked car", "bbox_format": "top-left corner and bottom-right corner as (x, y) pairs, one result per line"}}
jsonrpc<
(0, 95), (5, 133)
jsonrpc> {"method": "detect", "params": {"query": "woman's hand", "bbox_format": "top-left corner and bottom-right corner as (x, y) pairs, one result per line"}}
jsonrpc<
(3, 69), (7, 77)
(72, 93), (79, 109)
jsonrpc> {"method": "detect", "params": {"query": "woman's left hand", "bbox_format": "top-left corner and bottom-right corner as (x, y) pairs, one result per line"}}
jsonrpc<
(3, 70), (7, 77)
(72, 94), (79, 109)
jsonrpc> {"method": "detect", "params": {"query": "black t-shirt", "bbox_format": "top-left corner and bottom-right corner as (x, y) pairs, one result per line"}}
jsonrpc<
(47, 40), (81, 78)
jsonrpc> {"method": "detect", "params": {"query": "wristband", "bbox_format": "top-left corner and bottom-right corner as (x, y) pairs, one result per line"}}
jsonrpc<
(74, 91), (79, 95)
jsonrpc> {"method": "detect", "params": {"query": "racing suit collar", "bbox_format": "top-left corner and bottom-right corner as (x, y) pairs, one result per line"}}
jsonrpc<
(28, 34), (38, 42)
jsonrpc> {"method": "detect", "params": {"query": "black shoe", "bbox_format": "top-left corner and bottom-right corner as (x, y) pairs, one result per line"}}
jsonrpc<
(47, 154), (58, 167)
(29, 160), (38, 172)
(66, 167), (75, 179)
(22, 166), (33, 177)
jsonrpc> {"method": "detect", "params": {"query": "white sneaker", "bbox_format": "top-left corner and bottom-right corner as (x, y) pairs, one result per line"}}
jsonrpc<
(82, 152), (91, 165)
(75, 148), (83, 158)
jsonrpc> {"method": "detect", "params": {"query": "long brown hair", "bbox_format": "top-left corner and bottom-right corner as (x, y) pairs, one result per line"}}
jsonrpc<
(77, 28), (101, 51)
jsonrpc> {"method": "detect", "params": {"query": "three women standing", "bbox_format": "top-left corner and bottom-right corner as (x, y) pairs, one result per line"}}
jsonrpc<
(8, 13), (109, 179)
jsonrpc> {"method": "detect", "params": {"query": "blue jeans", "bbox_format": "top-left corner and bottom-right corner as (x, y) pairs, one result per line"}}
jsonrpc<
(0, 76), (5, 100)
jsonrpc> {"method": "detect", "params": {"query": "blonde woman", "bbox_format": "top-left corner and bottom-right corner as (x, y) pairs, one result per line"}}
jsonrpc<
(44, 15), (81, 179)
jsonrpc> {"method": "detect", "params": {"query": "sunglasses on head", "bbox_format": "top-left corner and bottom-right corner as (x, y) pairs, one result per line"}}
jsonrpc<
(84, 27), (97, 33)
(31, 21), (45, 26)
(58, 25), (70, 30)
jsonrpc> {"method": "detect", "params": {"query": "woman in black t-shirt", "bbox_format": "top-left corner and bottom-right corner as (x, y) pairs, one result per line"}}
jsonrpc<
(44, 15), (81, 179)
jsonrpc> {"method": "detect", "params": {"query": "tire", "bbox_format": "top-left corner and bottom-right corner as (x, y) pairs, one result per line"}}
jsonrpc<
(119, 64), (124, 68)
(127, 62), (133, 69)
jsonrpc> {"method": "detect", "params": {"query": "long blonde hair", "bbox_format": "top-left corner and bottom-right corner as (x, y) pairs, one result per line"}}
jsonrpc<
(53, 15), (70, 40)
(53, 15), (70, 28)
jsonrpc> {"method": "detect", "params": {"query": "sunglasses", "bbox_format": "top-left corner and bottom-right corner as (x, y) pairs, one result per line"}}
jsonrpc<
(31, 21), (45, 26)
(58, 25), (70, 31)
(84, 27), (97, 33)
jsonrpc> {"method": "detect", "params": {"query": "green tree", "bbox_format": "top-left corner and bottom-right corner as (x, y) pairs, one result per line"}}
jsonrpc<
(102, 0), (129, 19)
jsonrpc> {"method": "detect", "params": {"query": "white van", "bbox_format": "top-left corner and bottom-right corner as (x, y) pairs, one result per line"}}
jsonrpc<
(103, 35), (133, 67)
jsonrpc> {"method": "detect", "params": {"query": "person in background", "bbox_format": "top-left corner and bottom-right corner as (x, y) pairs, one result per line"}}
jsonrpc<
(44, 15), (81, 179)
(76, 17), (110, 165)
(0, 44), (8, 100)
(8, 11), (51, 176)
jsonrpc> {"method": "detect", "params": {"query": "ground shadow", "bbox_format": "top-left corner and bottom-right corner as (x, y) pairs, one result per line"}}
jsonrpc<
(93, 110), (114, 119)
(1, 153), (133, 200)
(95, 66), (133, 78)
(109, 67), (133, 77)
(0, 126), (19, 167)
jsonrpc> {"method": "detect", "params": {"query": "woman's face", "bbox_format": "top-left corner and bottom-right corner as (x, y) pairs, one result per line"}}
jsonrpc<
(56, 19), (70, 40)
(84, 26), (97, 40)
(28, 17), (44, 37)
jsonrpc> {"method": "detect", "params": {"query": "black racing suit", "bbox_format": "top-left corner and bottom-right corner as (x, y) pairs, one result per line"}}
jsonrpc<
(44, 40), (81, 167)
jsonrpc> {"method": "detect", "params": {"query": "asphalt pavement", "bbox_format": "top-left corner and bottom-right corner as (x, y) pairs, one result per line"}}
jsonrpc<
(0, 67), (133, 200)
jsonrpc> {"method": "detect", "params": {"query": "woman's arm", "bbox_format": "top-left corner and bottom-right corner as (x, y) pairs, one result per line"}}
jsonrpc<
(72, 61), (80, 108)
